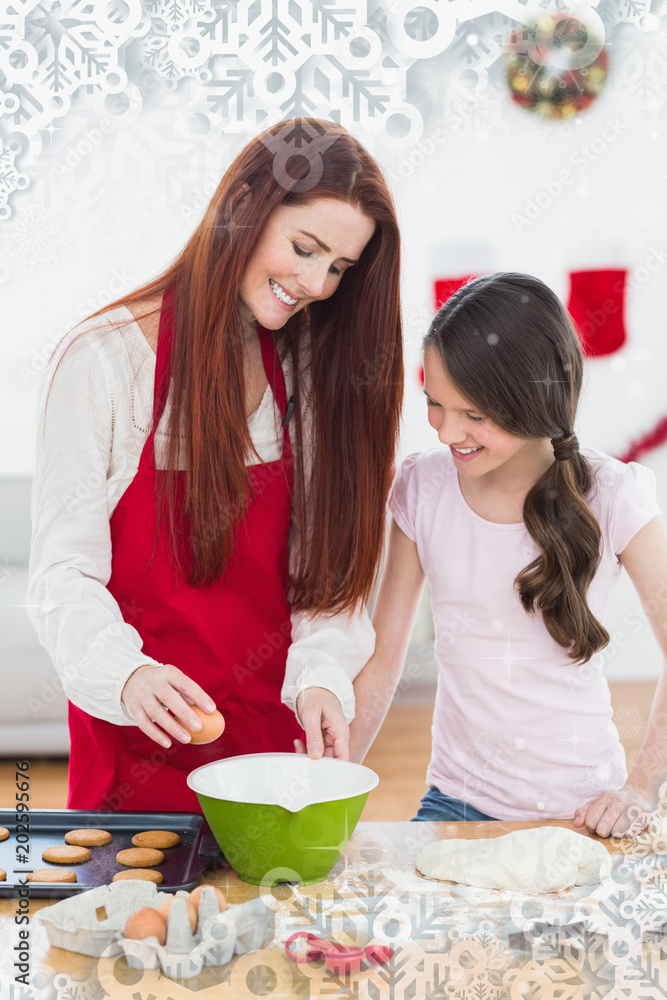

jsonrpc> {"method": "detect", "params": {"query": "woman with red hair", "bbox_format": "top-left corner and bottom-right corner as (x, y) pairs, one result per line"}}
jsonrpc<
(28, 118), (402, 812)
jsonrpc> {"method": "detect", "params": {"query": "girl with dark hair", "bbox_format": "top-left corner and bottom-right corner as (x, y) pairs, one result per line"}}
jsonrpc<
(28, 118), (402, 812)
(350, 272), (667, 837)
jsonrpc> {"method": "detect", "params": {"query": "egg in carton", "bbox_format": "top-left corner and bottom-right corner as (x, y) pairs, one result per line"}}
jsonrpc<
(119, 889), (277, 979)
(36, 880), (277, 980)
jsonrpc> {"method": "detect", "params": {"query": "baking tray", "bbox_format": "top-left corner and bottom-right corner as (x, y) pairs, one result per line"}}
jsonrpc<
(0, 809), (224, 898)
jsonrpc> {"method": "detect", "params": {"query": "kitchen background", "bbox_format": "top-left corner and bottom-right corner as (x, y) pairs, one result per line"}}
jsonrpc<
(1, 0), (666, 780)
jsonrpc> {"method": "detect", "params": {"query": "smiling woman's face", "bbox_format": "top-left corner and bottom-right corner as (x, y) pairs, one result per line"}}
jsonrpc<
(237, 197), (376, 331)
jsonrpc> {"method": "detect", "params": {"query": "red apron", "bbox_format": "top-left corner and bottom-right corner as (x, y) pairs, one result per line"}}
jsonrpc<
(67, 286), (304, 812)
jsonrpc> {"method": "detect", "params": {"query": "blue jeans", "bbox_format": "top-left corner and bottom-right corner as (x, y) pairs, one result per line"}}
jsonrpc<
(410, 786), (498, 822)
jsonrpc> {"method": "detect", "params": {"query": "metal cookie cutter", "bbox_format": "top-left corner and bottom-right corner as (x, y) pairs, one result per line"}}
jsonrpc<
(284, 931), (394, 975)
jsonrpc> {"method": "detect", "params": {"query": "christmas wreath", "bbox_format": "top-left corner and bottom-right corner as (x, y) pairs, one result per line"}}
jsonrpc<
(506, 11), (608, 119)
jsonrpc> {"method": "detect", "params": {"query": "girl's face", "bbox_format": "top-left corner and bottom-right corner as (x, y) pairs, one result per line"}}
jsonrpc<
(238, 197), (376, 330)
(423, 347), (539, 479)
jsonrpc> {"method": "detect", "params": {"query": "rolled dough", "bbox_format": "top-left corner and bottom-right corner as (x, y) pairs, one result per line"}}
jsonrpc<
(415, 826), (611, 893)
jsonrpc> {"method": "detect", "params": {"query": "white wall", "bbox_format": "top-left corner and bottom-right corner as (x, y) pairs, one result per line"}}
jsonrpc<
(387, 23), (667, 683)
(3, 4), (666, 680)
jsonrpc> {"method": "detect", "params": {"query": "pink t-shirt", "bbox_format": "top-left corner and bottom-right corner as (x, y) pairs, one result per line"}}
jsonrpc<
(389, 446), (661, 821)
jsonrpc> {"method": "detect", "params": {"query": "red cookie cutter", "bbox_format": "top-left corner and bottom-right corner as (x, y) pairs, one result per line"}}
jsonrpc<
(284, 931), (394, 975)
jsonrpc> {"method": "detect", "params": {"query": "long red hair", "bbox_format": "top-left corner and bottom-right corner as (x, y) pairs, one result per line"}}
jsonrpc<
(56, 118), (403, 614)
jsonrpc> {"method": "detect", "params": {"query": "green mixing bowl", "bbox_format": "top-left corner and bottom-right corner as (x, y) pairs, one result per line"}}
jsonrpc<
(187, 753), (379, 885)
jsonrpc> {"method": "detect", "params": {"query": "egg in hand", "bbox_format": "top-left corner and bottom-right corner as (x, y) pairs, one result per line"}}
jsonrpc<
(176, 705), (225, 745)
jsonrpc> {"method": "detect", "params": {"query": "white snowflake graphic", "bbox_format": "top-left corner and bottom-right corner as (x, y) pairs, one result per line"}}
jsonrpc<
(0, 138), (30, 220)
(0, 204), (71, 270)
(612, 705), (646, 741)
(52, 972), (108, 1000)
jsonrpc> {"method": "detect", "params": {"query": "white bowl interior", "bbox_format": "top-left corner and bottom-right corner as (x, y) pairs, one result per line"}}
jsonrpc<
(187, 753), (379, 812)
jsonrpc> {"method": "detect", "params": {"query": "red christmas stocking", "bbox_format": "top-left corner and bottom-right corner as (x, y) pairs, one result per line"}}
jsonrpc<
(566, 269), (627, 357)
(421, 274), (480, 385)
(434, 274), (479, 310)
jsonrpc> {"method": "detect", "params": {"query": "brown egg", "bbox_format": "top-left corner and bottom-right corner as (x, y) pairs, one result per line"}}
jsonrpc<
(189, 883), (228, 914)
(176, 705), (225, 745)
(156, 896), (197, 932)
(156, 897), (173, 922)
(123, 907), (167, 945)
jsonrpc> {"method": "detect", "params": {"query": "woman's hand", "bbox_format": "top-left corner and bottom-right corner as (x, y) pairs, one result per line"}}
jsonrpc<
(293, 687), (350, 760)
(573, 784), (655, 838)
(121, 664), (217, 748)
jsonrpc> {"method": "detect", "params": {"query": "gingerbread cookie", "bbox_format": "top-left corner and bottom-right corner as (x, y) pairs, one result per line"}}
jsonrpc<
(29, 869), (77, 883)
(112, 868), (164, 884)
(131, 830), (180, 850)
(65, 828), (112, 847)
(0, 827), (9, 842)
(116, 848), (164, 868)
(42, 845), (91, 865)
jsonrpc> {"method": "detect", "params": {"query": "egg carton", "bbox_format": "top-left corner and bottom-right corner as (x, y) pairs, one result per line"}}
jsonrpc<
(35, 880), (277, 980)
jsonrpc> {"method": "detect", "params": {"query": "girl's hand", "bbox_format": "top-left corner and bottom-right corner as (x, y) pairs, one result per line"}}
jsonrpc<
(294, 687), (350, 760)
(573, 784), (654, 838)
(121, 663), (217, 748)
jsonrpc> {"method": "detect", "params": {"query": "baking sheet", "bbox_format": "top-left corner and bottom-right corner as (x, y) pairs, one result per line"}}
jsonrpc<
(0, 808), (224, 898)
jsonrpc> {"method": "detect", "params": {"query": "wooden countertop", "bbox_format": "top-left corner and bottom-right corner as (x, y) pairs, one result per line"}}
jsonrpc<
(0, 820), (649, 998)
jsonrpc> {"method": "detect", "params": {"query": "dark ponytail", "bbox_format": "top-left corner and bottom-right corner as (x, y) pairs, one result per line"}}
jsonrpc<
(519, 443), (609, 663)
(424, 272), (609, 664)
